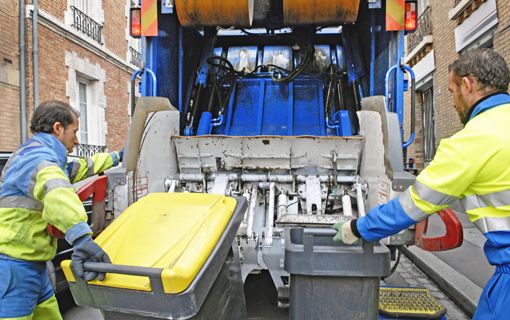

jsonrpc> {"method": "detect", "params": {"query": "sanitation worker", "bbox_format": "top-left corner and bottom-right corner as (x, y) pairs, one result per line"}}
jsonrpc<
(333, 48), (510, 320)
(0, 100), (122, 319)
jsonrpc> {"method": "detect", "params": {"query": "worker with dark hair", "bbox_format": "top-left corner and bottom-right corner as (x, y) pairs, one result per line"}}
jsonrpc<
(0, 100), (122, 319)
(333, 48), (510, 319)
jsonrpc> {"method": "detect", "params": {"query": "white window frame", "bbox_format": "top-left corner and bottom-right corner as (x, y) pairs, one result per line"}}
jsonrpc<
(453, 0), (498, 52)
(65, 52), (107, 148)
(76, 77), (92, 144)
(72, 0), (91, 15)
(417, 0), (429, 18)
(422, 87), (436, 163)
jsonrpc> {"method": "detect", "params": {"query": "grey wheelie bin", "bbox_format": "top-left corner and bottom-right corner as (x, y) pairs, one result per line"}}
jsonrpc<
(285, 227), (391, 320)
(61, 193), (247, 320)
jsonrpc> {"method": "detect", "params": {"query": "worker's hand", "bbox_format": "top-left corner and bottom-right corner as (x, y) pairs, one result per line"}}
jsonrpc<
(332, 220), (359, 245)
(71, 235), (111, 281)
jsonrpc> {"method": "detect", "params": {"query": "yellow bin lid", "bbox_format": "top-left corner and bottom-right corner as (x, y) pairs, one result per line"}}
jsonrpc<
(61, 193), (238, 294)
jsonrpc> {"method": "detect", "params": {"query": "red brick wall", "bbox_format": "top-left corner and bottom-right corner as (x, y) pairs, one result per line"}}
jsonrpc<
(429, 0), (462, 142)
(494, 1), (510, 64)
(104, 67), (130, 150)
(24, 23), (130, 151)
(102, 0), (130, 59)
(1, 1), (133, 151)
(0, 87), (21, 150)
(0, 0), (21, 150)
(39, 0), (129, 59)
(1, 0), (132, 151)
(0, 1), (20, 67)
(39, 0), (66, 21)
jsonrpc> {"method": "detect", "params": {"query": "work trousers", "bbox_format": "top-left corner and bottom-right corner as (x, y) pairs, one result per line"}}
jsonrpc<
(0, 255), (62, 320)
(473, 264), (510, 320)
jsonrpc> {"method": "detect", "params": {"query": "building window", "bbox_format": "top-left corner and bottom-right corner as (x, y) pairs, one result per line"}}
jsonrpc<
(460, 30), (494, 54)
(66, 52), (107, 148)
(450, 0), (498, 52)
(77, 80), (89, 144)
(72, 0), (90, 14)
(69, 0), (103, 22)
(422, 87), (435, 162)
(65, 0), (104, 45)
(417, 0), (430, 17)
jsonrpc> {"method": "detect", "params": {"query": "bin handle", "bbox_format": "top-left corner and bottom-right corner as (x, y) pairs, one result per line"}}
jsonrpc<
(302, 228), (374, 254)
(303, 228), (337, 237)
(302, 228), (333, 256)
(303, 228), (374, 253)
(81, 262), (165, 294)
(83, 262), (162, 276)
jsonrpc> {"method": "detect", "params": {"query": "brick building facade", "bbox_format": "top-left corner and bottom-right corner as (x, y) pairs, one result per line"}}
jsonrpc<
(404, 0), (510, 171)
(0, 0), (141, 154)
(0, 1), (21, 150)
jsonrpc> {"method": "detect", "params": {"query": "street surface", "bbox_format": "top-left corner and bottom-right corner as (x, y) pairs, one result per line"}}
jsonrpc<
(62, 249), (470, 319)
(62, 205), (482, 320)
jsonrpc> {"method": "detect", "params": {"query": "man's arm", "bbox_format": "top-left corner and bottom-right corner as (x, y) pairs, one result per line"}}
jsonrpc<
(67, 151), (121, 183)
(33, 159), (111, 280)
(346, 127), (489, 242)
(33, 160), (92, 243)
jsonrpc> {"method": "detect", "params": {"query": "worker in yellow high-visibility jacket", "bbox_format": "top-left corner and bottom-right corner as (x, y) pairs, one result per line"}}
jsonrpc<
(333, 48), (510, 319)
(0, 101), (122, 319)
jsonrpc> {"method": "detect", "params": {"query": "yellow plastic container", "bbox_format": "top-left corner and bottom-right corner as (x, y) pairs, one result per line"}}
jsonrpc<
(62, 193), (237, 294)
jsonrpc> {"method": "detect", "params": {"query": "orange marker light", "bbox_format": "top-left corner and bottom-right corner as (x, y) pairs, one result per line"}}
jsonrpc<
(405, 1), (417, 31)
(130, 8), (142, 38)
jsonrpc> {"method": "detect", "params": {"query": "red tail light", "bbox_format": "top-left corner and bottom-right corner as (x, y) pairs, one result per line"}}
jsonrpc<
(130, 8), (142, 38)
(405, 1), (417, 31)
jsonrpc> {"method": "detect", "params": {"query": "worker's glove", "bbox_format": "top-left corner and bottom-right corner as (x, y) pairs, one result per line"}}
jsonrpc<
(71, 235), (111, 281)
(118, 148), (124, 162)
(332, 220), (360, 245)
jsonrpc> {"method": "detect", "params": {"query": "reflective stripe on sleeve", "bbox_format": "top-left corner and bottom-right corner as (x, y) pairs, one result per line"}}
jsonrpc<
(461, 190), (510, 211)
(413, 180), (457, 206)
(0, 195), (43, 210)
(28, 160), (61, 198)
(474, 216), (510, 233)
(399, 188), (429, 222)
(69, 160), (81, 181)
(43, 178), (73, 195)
(85, 158), (95, 177)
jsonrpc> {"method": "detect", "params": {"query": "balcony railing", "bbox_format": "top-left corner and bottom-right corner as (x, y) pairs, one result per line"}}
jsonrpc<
(130, 47), (142, 68)
(407, 6), (432, 53)
(75, 144), (107, 158)
(70, 6), (103, 45)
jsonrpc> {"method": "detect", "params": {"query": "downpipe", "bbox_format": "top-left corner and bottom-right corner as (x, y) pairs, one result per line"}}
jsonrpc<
(19, 0), (27, 142)
(32, 0), (39, 109)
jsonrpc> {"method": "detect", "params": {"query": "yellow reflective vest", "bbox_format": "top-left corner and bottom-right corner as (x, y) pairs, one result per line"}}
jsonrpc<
(357, 93), (510, 265)
(0, 133), (120, 261)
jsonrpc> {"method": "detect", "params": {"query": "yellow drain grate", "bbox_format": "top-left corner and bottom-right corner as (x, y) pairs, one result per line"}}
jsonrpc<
(379, 287), (447, 319)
